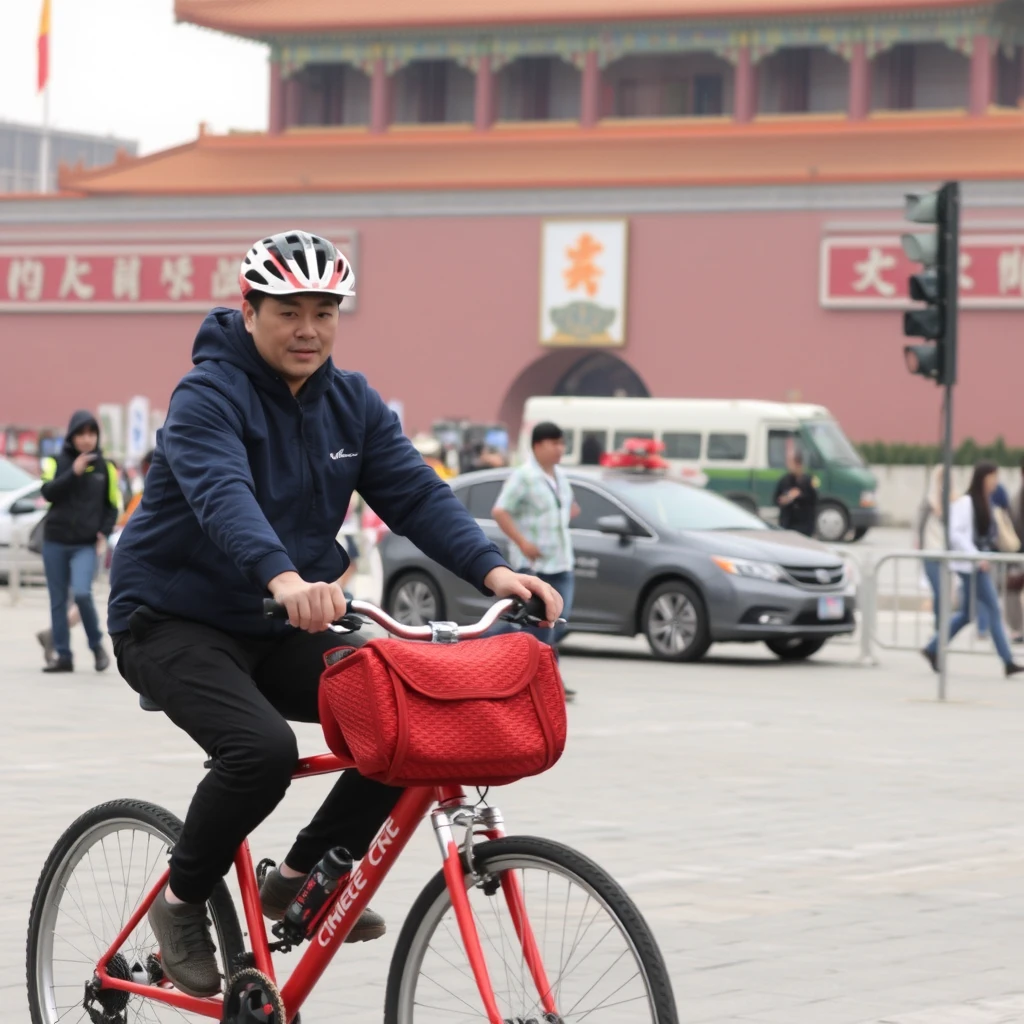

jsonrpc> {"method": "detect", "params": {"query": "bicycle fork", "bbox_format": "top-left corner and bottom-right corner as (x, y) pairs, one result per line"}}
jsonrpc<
(432, 796), (559, 1024)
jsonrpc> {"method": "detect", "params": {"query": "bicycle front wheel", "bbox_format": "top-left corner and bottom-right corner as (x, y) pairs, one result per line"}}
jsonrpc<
(384, 835), (677, 1024)
(26, 798), (245, 1024)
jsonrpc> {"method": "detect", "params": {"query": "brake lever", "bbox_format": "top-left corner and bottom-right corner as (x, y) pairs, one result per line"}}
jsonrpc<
(328, 613), (366, 634)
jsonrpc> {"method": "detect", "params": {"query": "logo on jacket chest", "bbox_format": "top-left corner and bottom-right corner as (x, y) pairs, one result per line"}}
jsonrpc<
(330, 447), (359, 460)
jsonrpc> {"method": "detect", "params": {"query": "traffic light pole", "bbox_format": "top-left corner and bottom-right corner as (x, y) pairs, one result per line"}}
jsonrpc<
(936, 183), (959, 702)
(937, 382), (953, 701)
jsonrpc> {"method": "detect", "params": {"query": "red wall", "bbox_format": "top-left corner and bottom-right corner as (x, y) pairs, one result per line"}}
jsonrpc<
(2, 208), (1020, 446)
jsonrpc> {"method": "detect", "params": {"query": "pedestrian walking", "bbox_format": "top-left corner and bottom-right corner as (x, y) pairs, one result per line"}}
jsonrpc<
(774, 448), (818, 537)
(914, 464), (955, 629)
(1006, 457), (1024, 644)
(922, 460), (1023, 678)
(39, 410), (119, 673)
(492, 421), (579, 700)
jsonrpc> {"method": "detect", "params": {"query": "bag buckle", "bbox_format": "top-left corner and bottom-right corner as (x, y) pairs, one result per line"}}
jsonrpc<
(429, 621), (460, 644)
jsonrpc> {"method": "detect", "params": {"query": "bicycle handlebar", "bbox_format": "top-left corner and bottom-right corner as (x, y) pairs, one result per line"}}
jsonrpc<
(262, 594), (553, 642)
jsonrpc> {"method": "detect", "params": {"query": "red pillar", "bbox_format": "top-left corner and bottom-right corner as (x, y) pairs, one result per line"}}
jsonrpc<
(734, 46), (755, 122)
(848, 42), (870, 120)
(580, 50), (600, 127)
(474, 55), (494, 131)
(370, 57), (390, 133)
(970, 34), (993, 116)
(283, 74), (301, 130)
(268, 60), (284, 134)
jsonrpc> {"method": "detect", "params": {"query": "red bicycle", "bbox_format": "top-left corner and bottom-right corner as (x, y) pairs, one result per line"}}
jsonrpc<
(27, 598), (677, 1024)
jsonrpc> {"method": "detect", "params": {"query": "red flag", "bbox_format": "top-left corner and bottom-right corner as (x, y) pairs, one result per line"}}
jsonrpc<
(37, 0), (51, 92)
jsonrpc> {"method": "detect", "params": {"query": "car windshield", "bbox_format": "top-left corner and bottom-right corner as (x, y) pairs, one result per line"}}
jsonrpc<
(802, 421), (863, 467)
(0, 457), (34, 491)
(604, 477), (768, 531)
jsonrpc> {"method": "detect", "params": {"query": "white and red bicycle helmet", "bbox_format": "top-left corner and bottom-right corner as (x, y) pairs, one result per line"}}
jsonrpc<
(239, 230), (355, 299)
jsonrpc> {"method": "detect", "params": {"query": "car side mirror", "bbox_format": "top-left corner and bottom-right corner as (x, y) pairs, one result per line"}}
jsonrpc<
(596, 513), (633, 537)
(10, 498), (39, 515)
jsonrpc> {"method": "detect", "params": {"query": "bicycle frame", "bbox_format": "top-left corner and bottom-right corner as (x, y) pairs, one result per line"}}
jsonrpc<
(91, 752), (557, 1024)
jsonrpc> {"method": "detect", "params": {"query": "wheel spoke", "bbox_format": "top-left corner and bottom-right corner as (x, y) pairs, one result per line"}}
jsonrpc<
(31, 810), (240, 1024)
(396, 847), (668, 1024)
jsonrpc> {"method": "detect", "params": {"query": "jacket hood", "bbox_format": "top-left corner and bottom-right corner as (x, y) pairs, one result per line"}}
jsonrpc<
(192, 307), (334, 399)
(63, 410), (101, 456)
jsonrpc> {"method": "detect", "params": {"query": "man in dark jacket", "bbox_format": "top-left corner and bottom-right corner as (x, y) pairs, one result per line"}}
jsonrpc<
(108, 230), (561, 998)
(773, 448), (818, 537)
(39, 410), (119, 673)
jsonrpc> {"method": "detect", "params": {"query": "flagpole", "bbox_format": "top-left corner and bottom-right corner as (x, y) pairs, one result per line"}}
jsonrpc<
(38, 83), (50, 193)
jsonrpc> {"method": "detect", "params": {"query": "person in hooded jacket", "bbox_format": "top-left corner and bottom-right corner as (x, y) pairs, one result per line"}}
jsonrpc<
(39, 410), (119, 673)
(107, 230), (562, 999)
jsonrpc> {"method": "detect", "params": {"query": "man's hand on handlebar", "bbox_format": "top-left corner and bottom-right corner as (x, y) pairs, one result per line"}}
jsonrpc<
(267, 571), (347, 632)
(484, 566), (563, 627)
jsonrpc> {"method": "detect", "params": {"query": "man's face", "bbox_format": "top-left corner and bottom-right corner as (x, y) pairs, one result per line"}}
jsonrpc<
(243, 293), (341, 391)
(72, 427), (98, 453)
(533, 437), (565, 467)
(787, 454), (804, 476)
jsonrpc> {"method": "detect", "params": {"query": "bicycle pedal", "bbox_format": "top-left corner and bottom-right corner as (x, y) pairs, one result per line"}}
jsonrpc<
(255, 858), (276, 887)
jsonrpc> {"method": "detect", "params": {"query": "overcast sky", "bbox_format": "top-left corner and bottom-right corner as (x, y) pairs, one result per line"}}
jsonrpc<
(0, 0), (269, 154)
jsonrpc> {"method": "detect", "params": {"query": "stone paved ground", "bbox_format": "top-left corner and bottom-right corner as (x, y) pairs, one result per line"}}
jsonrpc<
(3, 585), (1023, 1023)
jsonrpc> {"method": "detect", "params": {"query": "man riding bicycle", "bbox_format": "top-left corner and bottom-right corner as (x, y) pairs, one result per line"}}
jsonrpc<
(107, 230), (561, 998)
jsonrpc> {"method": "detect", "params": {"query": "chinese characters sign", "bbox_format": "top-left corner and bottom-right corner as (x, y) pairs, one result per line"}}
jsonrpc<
(540, 220), (628, 346)
(0, 237), (358, 313)
(820, 235), (1024, 309)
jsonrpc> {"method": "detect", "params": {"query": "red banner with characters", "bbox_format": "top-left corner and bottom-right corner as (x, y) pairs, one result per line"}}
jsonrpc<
(820, 235), (1024, 310)
(0, 239), (358, 313)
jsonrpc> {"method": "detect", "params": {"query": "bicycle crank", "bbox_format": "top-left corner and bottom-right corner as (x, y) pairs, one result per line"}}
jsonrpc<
(223, 968), (286, 1024)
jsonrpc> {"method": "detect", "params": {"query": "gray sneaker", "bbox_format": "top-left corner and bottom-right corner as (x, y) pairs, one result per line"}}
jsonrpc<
(260, 865), (386, 941)
(147, 888), (220, 997)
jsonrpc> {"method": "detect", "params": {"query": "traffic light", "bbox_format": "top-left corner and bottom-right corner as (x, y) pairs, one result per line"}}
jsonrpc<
(901, 182), (959, 386)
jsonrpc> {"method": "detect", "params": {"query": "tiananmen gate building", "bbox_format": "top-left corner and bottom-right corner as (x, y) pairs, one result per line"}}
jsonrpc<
(2, 0), (1024, 456)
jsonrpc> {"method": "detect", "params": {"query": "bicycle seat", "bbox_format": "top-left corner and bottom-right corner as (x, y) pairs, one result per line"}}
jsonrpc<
(139, 693), (163, 712)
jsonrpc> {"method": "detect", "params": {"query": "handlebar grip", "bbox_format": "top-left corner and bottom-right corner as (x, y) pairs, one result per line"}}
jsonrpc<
(519, 594), (549, 621)
(262, 598), (365, 632)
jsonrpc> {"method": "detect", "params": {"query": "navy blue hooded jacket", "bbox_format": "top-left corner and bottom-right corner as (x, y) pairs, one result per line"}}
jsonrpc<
(108, 308), (507, 636)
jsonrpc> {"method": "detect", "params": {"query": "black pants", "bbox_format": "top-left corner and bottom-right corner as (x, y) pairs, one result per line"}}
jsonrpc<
(113, 611), (402, 905)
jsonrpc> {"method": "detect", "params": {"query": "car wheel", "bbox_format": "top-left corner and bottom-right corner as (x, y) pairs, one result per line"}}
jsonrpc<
(387, 572), (444, 627)
(641, 581), (711, 662)
(765, 637), (827, 660)
(815, 502), (850, 543)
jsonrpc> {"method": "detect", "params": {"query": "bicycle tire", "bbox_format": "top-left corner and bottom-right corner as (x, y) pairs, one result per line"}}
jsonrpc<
(26, 798), (246, 1024)
(384, 834), (678, 1024)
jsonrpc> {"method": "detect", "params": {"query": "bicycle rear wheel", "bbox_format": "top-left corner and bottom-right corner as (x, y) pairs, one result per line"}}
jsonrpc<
(384, 835), (677, 1024)
(26, 798), (245, 1024)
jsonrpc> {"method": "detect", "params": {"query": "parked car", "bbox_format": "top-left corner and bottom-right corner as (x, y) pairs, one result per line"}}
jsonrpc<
(378, 467), (857, 662)
(0, 455), (36, 494)
(0, 478), (47, 582)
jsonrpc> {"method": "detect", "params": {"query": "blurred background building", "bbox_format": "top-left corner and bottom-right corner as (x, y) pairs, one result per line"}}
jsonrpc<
(0, 120), (135, 194)
(1, 0), (1023, 450)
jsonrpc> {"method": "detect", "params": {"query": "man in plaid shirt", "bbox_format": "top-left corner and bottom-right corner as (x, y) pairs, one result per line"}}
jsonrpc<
(492, 421), (579, 700)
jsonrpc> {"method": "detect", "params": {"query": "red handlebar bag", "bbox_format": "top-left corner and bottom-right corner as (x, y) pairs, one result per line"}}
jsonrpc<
(318, 633), (567, 787)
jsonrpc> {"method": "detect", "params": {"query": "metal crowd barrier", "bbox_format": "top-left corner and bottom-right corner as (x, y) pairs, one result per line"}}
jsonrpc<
(859, 549), (1024, 699)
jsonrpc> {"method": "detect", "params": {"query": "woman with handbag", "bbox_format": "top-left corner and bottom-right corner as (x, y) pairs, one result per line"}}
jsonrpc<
(38, 410), (120, 673)
(922, 460), (1023, 678)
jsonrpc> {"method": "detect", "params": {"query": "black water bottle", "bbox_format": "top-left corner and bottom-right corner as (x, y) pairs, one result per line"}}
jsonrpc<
(283, 847), (353, 939)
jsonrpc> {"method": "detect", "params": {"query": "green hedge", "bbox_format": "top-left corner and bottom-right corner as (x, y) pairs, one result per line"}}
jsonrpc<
(856, 438), (1024, 467)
